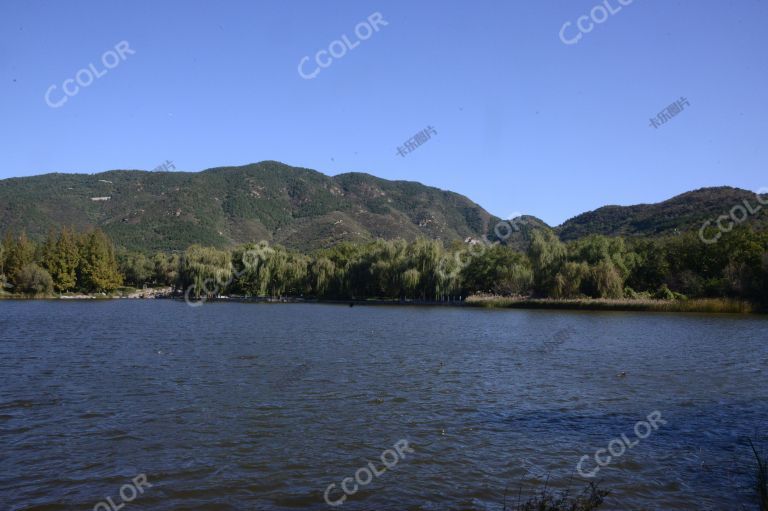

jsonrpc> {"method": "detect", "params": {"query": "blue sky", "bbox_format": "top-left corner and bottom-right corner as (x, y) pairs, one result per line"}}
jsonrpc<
(0, 0), (766, 226)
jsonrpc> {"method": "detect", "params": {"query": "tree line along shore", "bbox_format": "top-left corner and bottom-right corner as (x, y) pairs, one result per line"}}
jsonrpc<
(0, 226), (766, 313)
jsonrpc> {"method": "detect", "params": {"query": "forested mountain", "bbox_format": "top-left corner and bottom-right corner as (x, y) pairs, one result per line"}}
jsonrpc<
(557, 187), (768, 240)
(1, 161), (766, 253)
(2, 174), (767, 304)
(0, 161), (497, 252)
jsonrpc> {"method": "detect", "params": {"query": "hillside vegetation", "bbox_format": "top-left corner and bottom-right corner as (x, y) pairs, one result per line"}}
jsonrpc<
(3, 162), (766, 254)
(0, 161), (496, 252)
(557, 186), (768, 240)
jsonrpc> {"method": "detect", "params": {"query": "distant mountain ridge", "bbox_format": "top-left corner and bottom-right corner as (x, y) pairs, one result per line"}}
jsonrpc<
(556, 186), (768, 240)
(0, 161), (497, 252)
(0, 162), (765, 252)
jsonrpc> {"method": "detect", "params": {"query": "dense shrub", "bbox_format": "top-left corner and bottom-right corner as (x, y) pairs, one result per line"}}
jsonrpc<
(16, 264), (54, 295)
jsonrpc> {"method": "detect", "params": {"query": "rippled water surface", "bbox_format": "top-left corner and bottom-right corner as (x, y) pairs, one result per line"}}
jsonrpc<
(1, 301), (766, 510)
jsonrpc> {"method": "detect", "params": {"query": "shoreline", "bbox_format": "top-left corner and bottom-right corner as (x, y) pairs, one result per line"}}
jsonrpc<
(463, 295), (760, 314)
(2, 290), (763, 314)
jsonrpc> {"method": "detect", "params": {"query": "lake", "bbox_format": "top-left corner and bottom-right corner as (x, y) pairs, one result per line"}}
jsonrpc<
(0, 301), (766, 510)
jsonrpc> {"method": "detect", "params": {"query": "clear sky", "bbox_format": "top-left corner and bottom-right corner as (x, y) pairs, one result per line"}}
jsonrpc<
(1, 0), (766, 226)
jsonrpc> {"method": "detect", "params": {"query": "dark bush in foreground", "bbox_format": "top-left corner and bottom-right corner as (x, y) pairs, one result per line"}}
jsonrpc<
(750, 439), (768, 511)
(506, 482), (608, 511)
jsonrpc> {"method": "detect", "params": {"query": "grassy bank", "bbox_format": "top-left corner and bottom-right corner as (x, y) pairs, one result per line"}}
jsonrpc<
(466, 294), (757, 314)
(1, 289), (762, 314)
(0, 286), (172, 300)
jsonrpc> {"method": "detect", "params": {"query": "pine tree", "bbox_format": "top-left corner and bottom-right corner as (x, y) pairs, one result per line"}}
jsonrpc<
(41, 228), (80, 292)
(54, 227), (81, 292)
(4, 231), (36, 286)
(0, 238), (6, 291)
(41, 229), (58, 286)
(77, 229), (123, 292)
(1, 231), (12, 274)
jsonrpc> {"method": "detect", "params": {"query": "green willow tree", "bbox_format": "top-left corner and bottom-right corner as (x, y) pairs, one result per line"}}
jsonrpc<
(309, 256), (335, 297)
(528, 230), (567, 296)
(153, 252), (180, 286)
(230, 242), (271, 296)
(118, 252), (154, 287)
(2, 222), (767, 303)
(461, 244), (533, 296)
(179, 245), (232, 299)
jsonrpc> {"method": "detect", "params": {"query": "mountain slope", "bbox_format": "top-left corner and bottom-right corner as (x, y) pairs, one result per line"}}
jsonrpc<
(0, 161), (497, 252)
(557, 186), (768, 240)
(3, 163), (765, 253)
